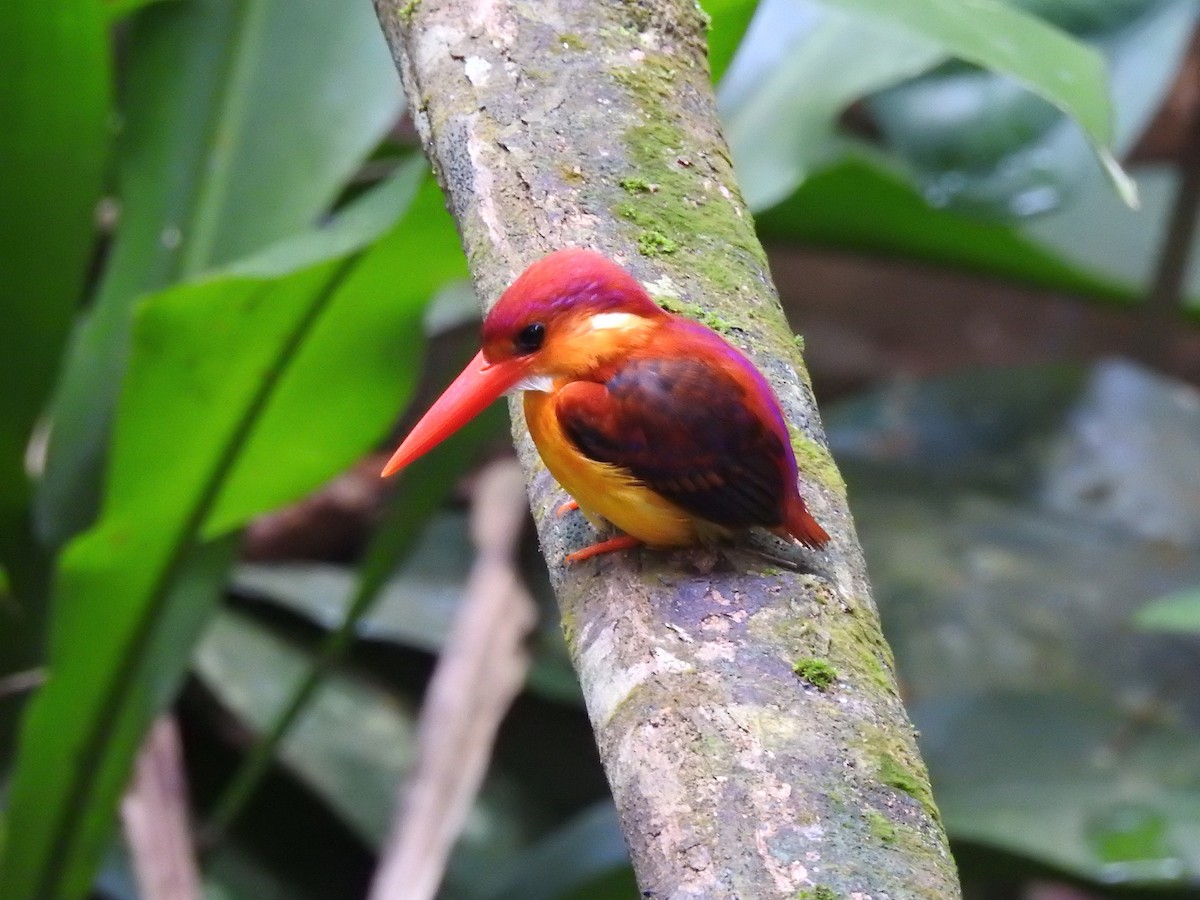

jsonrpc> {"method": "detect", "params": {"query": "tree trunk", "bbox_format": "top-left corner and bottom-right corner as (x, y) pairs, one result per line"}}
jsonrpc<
(372, 1), (962, 896)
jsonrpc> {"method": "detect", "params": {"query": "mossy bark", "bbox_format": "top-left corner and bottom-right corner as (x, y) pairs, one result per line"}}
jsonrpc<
(373, 1), (961, 896)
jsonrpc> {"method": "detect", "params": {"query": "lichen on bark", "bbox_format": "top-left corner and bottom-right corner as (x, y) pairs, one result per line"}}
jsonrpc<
(372, 0), (962, 896)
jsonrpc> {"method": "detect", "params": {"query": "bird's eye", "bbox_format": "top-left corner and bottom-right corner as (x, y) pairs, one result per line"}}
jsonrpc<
(514, 322), (546, 354)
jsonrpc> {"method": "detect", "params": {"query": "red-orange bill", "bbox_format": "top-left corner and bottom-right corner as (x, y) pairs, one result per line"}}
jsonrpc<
(381, 350), (525, 477)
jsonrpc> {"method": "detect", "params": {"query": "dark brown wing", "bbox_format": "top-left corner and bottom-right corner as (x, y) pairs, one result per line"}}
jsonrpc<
(555, 357), (790, 529)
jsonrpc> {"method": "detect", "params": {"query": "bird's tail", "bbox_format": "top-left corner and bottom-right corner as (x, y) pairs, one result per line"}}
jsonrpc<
(784, 499), (830, 549)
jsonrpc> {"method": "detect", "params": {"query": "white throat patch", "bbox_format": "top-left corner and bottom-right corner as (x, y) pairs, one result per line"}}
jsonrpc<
(509, 374), (554, 394)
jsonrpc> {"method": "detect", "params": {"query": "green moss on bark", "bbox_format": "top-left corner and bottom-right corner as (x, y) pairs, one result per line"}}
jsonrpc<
(787, 424), (846, 496)
(793, 657), (838, 690)
(637, 229), (678, 256)
(398, 0), (420, 23)
(854, 722), (941, 823)
(555, 32), (588, 50)
(607, 52), (768, 308)
(865, 809), (897, 844)
(654, 295), (734, 334)
(619, 176), (656, 193)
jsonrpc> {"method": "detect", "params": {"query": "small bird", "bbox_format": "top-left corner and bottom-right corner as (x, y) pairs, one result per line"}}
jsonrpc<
(382, 248), (830, 563)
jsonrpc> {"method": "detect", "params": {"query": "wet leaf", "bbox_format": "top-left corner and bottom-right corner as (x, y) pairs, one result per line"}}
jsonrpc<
(822, 0), (1134, 205)
(722, 4), (942, 209)
(867, 1), (1194, 217)
(724, 0), (1127, 210)
(756, 158), (1126, 300)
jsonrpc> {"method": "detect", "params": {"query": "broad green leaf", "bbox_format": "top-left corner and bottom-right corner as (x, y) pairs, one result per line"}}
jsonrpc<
(195, 608), (417, 845)
(205, 183), (466, 532)
(0, 0), (108, 609)
(37, 0), (403, 545)
(0, 537), (236, 900)
(753, 4), (1199, 306)
(818, 0), (1134, 205)
(700, 0), (759, 83)
(756, 157), (1126, 300)
(757, 158), (1200, 317)
(867, 0), (1194, 217)
(0, 172), (461, 900)
(1020, 164), (1200, 310)
(96, 163), (428, 536)
(721, 5), (944, 209)
(1134, 587), (1200, 634)
(202, 318), (505, 841)
(104, 0), (175, 21)
(724, 0), (1129, 211)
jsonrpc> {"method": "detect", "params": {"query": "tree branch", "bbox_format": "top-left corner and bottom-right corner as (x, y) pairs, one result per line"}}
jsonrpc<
(120, 716), (201, 900)
(372, 0), (961, 895)
(369, 460), (536, 900)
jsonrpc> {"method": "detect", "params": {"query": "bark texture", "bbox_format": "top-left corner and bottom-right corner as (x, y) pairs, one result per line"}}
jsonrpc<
(373, 1), (962, 896)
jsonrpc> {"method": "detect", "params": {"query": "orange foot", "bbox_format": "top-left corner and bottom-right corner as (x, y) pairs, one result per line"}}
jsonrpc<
(563, 534), (641, 564)
(555, 499), (579, 518)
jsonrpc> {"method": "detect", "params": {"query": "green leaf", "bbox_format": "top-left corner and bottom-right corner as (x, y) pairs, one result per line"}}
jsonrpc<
(0, 0), (109, 604)
(202, 326), (504, 842)
(724, 0), (1130, 211)
(1020, 163), (1200, 311)
(866, 1), (1194, 217)
(1134, 587), (1200, 634)
(103, 0), (175, 21)
(818, 0), (1135, 205)
(0, 172), (462, 900)
(37, 0), (403, 545)
(756, 157), (1127, 300)
(699, 0), (758, 83)
(721, 6), (944, 209)
(206, 177), (468, 533)
(756, 157), (1200, 317)
(194, 609), (417, 845)
(0, 537), (237, 900)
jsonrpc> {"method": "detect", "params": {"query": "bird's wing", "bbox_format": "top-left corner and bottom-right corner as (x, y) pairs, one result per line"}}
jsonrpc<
(555, 356), (789, 529)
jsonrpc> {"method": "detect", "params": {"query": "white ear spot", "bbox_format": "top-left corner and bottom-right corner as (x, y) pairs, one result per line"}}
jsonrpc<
(588, 312), (642, 331)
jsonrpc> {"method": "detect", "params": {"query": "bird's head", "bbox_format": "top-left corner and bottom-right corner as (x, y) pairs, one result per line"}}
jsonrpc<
(382, 249), (664, 477)
(481, 248), (664, 382)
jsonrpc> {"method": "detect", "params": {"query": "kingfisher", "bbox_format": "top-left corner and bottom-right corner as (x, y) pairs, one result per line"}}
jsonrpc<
(382, 248), (830, 563)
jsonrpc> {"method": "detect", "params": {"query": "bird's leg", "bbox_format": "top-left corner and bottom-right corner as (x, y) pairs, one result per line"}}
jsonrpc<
(563, 534), (641, 564)
(555, 498), (580, 517)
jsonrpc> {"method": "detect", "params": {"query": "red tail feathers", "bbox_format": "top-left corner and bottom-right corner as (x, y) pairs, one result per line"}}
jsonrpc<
(785, 499), (830, 549)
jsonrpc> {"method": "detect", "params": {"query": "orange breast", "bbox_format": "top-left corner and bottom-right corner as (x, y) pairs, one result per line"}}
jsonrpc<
(523, 390), (709, 548)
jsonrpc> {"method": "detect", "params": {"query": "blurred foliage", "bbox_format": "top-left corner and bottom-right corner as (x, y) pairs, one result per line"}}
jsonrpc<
(829, 360), (1200, 888)
(1, 0), (1199, 897)
(1138, 587), (1200, 632)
